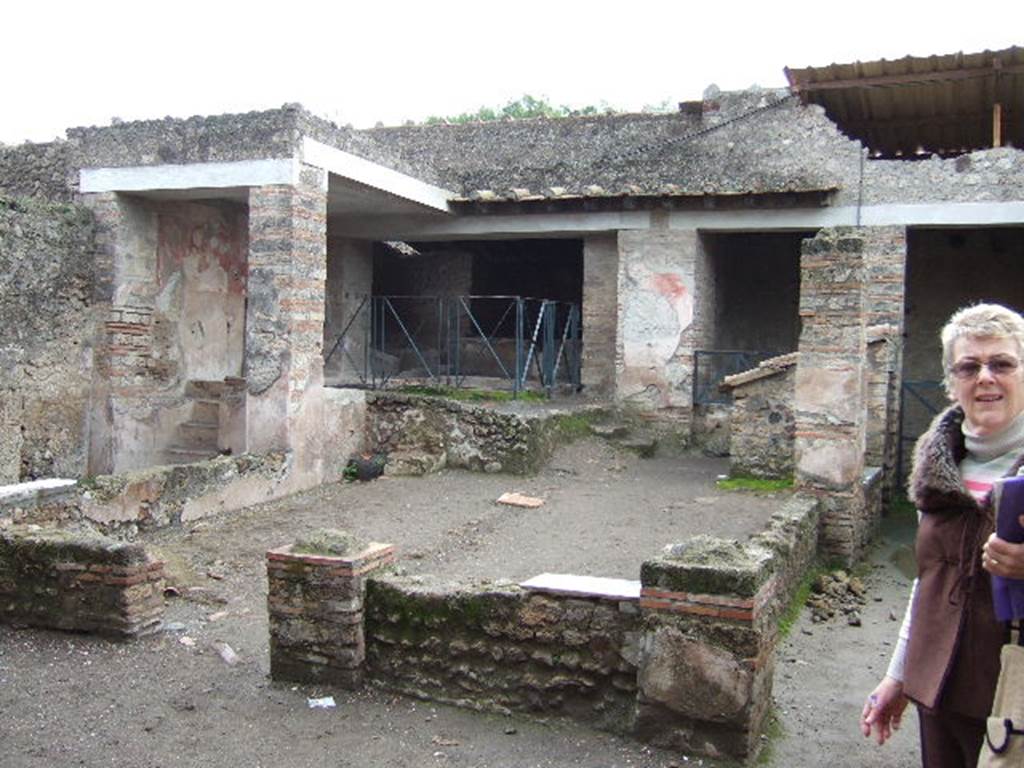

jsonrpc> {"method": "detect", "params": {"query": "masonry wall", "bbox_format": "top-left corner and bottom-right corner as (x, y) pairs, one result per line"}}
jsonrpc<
(0, 196), (97, 483)
(728, 366), (796, 479)
(366, 579), (641, 731)
(0, 142), (76, 201)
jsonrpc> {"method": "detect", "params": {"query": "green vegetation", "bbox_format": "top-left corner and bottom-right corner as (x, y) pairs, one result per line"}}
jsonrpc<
(292, 529), (361, 557)
(396, 385), (546, 403)
(423, 94), (616, 125)
(716, 475), (794, 493)
(777, 562), (826, 639)
(755, 705), (785, 766)
(551, 413), (595, 441)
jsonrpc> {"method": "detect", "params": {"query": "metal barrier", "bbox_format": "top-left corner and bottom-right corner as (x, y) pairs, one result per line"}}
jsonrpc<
(693, 349), (779, 405)
(324, 295), (581, 396)
(897, 379), (946, 483)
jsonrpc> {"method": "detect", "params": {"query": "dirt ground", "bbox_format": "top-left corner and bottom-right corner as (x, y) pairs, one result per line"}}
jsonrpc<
(0, 438), (921, 767)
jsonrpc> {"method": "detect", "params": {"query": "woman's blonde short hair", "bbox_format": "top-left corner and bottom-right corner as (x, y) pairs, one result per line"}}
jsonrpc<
(940, 303), (1024, 392)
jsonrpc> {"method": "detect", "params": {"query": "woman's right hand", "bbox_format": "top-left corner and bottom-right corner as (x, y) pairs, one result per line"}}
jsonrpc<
(859, 676), (908, 745)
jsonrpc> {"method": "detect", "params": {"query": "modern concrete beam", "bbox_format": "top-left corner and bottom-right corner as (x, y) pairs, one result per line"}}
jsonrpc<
(302, 137), (452, 213)
(80, 159), (299, 194)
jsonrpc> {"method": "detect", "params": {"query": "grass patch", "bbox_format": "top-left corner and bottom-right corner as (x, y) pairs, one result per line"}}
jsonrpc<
(552, 413), (594, 441)
(777, 562), (825, 639)
(716, 475), (794, 493)
(396, 385), (546, 403)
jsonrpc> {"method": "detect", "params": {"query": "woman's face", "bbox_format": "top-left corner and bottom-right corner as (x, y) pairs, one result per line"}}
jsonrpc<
(950, 335), (1024, 436)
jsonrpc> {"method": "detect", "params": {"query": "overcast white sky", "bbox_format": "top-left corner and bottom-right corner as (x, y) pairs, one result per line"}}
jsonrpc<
(4, 0), (1022, 145)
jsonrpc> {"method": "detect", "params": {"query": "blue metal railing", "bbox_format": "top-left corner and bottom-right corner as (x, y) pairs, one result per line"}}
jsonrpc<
(325, 295), (581, 396)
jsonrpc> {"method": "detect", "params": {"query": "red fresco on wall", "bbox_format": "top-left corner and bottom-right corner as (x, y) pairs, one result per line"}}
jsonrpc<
(158, 208), (247, 295)
(650, 272), (686, 305)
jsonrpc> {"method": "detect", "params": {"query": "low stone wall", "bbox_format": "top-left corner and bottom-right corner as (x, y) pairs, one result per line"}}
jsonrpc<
(267, 494), (820, 762)
(1, 452), (290, 536)
(365, 578), (641, 731)
(0, 525), (165, 637)
(723, 353), (798, 479)
(366, 393), (591, 475)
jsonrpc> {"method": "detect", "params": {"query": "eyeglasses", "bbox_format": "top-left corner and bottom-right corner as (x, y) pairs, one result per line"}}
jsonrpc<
(949, 356), (1021, 380)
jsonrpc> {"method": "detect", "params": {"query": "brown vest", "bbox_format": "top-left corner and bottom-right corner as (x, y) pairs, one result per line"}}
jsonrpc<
(903, 406), (1013, 719)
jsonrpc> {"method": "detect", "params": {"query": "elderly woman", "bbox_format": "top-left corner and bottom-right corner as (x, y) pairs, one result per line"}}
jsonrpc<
(861, 303), (1024, 768)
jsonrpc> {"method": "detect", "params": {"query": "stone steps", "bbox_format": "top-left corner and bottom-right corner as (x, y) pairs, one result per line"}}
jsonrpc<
(589, 421), (658, 458)
(163, 380), (225, 465)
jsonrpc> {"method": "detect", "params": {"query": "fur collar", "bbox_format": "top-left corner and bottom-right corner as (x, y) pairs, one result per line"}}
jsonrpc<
(909, 405), (977, 512)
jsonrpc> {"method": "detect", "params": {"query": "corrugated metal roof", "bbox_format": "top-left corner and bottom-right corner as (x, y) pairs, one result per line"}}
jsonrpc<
(785, 47), (1023, 158)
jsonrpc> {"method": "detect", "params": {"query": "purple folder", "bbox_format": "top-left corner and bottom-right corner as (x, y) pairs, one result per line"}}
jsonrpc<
(991, 475), (1024, 622)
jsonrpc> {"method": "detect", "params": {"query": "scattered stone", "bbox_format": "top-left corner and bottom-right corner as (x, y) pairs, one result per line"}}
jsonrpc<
(847, 611), (862, 627)
(807, 570), (868, 623)
(163, 622), (186, 632)
(178, 636), (196, 647)
(503, 725), (517, 735)
(163, 586), (181, 598)
(496, 492), (544, 509)
(213, 641), (239, 665)
(431, 736), (460, 746)
(307, 696), (336, 709)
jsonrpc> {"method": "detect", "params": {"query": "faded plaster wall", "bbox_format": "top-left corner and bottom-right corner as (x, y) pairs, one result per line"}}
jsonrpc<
(616, 229), (712, 423)
(0, 197), (97, 482)
(84, 195), (249, 473)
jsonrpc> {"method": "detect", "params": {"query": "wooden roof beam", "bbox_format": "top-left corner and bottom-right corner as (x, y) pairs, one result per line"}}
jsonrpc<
(786, 62), (1024, 92)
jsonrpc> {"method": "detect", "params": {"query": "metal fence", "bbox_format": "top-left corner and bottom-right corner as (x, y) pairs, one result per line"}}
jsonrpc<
(897, 379), (946, 483)
(692, 349), (780, 405)
(324, 295), (581, 395)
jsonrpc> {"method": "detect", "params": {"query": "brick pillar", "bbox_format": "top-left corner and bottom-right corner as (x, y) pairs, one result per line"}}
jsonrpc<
(246, 165), (327, 484)
(615, 229), (712, 425)
(581, 234), (618, 395)
(794, 228), (873, 562)
(267, 538), (395, 687)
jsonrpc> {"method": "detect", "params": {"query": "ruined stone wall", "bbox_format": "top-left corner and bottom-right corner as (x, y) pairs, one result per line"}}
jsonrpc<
(0, 525), (164, 637)
(0, 196), (97, 482)
(581, 234), (618, 395)
(366, 393), (560, 475)
(0, 141), (76, 201)
(66, 108), (301, 168)
(728, 364), (796, 479)
(3, 452), (290, 536)
(862, 148), (1024, 205)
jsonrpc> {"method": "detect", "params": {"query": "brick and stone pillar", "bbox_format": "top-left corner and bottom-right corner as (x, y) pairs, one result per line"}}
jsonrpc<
(267, 532), (395, 687)
(636, 539), (778, 760)
(581, 234), (619, 395)
(246, 166), (328, 486)
(794, 227), (874, 562)
(615, 229), (712, 426)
